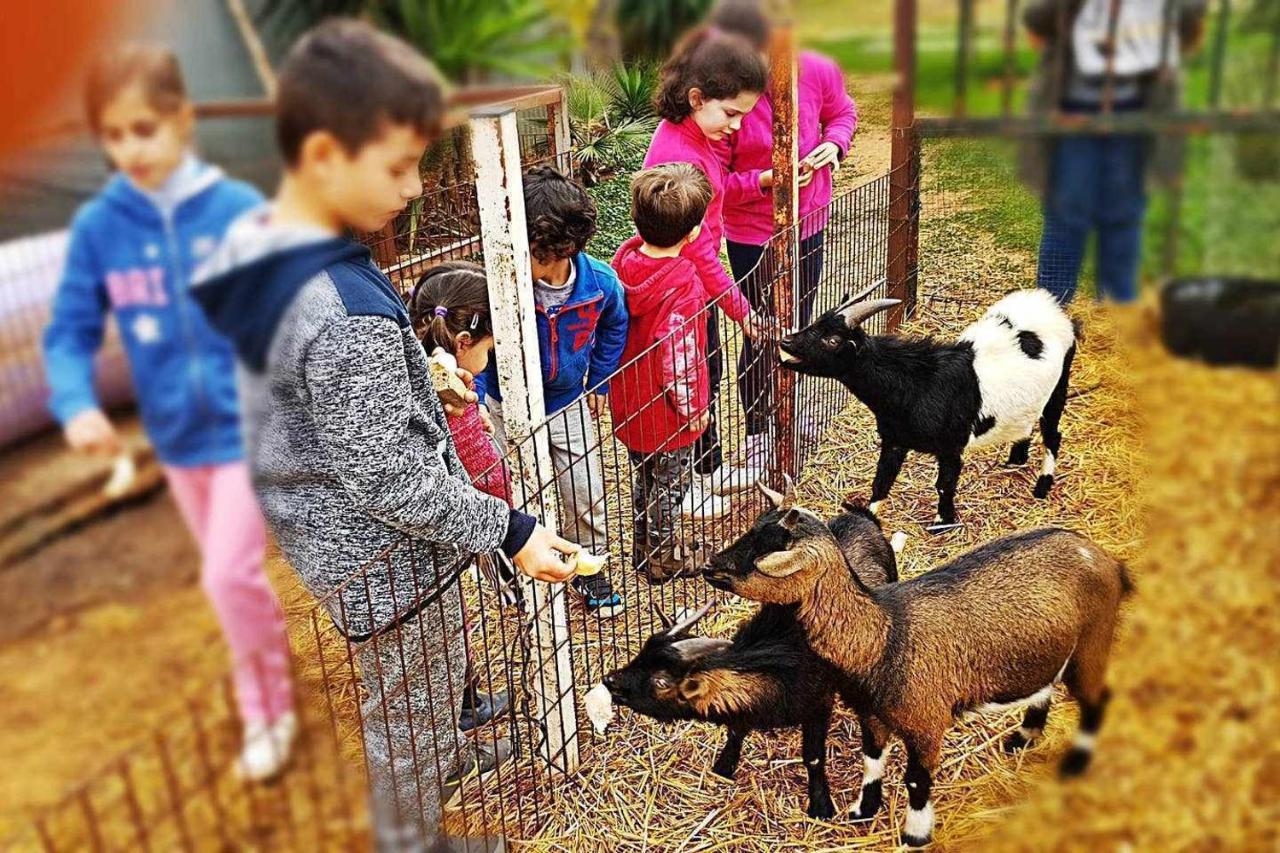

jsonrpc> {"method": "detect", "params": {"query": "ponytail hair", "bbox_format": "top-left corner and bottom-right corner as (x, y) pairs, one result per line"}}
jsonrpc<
(655, 26), (767, 122)
(408, 261), (493, 354)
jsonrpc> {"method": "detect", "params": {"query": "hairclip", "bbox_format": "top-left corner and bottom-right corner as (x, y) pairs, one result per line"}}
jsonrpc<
(433, 306), (448, 318)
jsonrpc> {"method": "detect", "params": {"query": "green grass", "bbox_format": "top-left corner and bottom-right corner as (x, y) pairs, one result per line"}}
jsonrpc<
(810, 15), (1280, 291)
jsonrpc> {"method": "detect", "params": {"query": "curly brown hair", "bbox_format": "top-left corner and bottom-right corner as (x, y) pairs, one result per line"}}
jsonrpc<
(523, 165), (598, 262)
(654, 26), (767, 122)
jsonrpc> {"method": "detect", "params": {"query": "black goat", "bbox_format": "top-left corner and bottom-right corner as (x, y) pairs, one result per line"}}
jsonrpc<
(602, 495), (897, 819)
(779, 288), (1078, 532)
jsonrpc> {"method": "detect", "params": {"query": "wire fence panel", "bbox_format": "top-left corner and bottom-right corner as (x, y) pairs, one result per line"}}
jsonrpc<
(9, 163), (902, 849)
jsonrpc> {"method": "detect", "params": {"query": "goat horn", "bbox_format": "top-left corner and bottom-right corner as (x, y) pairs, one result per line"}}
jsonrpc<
(665, 601), (714, 637)
(837, 297), (901, 328)
(654, 609), (674, 632)
(757, 477), (785, 508)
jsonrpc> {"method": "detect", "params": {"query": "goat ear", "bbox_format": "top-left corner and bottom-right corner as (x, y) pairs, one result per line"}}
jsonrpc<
(670, 637), (732, 661)
(754, 548), (808, 578)
(678, 675), (709, 703)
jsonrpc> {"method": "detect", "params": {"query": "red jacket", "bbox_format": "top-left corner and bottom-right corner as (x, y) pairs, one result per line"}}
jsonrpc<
(609, 236), (711, 454)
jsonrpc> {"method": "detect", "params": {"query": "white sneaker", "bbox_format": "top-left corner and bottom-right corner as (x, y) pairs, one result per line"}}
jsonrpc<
(679, 476), (732, 518)
(236, 711), (298, 782)
(704, 464), (761, 496)
(736, 433), (774, 476)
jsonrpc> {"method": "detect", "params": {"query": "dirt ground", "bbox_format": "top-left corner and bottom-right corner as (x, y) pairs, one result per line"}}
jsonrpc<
(2, 73), (1276, 850)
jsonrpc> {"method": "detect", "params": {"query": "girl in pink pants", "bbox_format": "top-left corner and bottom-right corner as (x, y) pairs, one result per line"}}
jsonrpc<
(43, 44), (295, 780)
(164, 463), (293, 730)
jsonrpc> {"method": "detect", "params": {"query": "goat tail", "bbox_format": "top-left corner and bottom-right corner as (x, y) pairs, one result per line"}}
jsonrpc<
(1071, 316), (1085, 343)
(1117, 562), (1136, 598)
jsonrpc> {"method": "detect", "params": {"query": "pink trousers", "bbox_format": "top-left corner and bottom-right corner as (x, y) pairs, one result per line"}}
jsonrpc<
(164, 461), (293, 724)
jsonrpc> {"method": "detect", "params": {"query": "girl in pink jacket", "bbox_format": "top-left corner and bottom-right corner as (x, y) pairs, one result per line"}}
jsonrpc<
(711, 0), (857, 469)
(643, 25), (770, 515)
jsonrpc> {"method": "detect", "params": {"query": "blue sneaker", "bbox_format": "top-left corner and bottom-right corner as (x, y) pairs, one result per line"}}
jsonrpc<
(572, 574), (625, 619)
(459, 689), (510, 733)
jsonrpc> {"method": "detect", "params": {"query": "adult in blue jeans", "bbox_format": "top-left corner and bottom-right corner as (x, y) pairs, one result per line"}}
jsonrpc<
(1021, 0), (1207, 303)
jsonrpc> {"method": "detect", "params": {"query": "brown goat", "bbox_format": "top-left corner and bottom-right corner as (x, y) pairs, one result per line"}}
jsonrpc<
(704, 495), (1130, 848)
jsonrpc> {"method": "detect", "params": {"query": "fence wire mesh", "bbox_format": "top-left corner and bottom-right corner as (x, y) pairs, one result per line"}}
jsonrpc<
(11, 159), (903, 848)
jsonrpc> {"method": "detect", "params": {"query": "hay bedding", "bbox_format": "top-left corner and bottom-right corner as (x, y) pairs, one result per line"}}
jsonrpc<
(522, 218), (1155, 850)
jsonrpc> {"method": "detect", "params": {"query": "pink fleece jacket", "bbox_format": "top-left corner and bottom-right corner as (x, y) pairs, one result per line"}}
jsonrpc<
(643, 118), (751, 323)
(719, 51), (858, 245)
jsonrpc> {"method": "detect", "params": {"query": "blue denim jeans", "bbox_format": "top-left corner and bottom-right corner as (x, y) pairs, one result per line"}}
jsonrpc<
(1037, 134), (1148, 304)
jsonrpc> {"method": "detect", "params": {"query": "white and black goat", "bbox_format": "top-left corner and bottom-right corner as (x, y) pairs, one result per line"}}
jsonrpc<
(602, 496), (898, 819)
(704, 489), (1131, 847)
(779, 288), (1078, 532)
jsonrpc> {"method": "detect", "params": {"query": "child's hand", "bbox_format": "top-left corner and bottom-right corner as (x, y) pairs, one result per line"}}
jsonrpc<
(513, 524), (580, 584)
(802, 141), (841, 174)
(691, 410), (711, 434)
(587, 393), (607, 420)
(64, 409), (120, 455)
(441, 367), (480, 418)
(741, 312), (779, 342)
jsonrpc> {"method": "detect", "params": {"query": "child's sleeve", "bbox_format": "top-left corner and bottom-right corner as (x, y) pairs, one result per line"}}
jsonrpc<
(304, 316), (534, 557)
(683, 216), (752, 323)
(659, 313), (701, 420)
(42, 216), (109, 425)
(719, 137), (767, 207)
(586, 273), (629, 395)
(473, 356), (496, 405)
(818, 58), (858, 158)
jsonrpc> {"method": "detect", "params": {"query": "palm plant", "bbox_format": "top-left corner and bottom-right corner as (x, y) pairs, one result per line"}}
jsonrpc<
(565, 65), (658, 184)
(255, 0), (573, 83)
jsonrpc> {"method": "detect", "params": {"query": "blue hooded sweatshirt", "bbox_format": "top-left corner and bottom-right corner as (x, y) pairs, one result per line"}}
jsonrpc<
(473, 251), (629, 415)
(42, 156), (263, 466)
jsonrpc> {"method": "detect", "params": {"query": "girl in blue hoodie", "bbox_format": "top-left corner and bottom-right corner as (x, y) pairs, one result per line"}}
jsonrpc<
(42, 43), (295, 780)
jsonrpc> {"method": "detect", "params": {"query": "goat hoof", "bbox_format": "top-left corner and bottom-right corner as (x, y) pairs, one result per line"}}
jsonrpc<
(900, 831), (932, 848)
(848, 782), (883, 821)
(807, 796), (836, 820)
(1033, 475), (1055, 499)
(1003, 732), (1030, 753)
(710, 762), (737, 781)
(1059, 748), (1092, 778)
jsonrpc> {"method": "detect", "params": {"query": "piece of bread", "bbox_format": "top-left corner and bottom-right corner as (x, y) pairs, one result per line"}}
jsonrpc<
(429, 348), (470, 410)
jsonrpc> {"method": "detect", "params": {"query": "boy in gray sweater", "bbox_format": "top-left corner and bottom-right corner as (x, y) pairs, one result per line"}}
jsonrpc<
(194, 20), (577, 851)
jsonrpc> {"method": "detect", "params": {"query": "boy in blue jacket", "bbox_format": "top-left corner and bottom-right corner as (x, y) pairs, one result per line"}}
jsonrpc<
(476, 166), (629, 617)
(42, 43), (296, 781)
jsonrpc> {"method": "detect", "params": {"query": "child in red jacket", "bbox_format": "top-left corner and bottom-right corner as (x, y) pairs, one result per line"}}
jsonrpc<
(610, 163), (728, 584)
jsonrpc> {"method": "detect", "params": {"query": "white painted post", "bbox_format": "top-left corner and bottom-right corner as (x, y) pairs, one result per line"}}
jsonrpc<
(550, 89), (571, 168)
(469, 105), (580, 774)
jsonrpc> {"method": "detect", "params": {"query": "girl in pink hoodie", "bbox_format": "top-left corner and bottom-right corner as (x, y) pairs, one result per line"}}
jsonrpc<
(711, 0), (858, 467)
(643, 25), (770, 513)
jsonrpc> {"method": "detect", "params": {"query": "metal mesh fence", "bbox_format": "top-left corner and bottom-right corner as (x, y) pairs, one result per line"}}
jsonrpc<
(10, 160), (903, 848)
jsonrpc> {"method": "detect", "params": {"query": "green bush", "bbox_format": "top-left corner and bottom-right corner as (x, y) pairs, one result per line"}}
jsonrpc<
(586, 152), (645, 259)
(566, 65), (659, 186)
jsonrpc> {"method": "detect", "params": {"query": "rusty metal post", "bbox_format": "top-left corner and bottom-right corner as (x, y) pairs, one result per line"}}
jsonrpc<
(769, 9), (799, 484)
(546, 87), (572, 170)
(886, 0), (919, 328)
(470, 105), (580, 775)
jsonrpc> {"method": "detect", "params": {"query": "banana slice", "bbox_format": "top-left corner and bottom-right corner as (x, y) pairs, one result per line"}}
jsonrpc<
(584, 682), (614, 734)
(103, 453), (137, 499)
(572, 550), (609, 577)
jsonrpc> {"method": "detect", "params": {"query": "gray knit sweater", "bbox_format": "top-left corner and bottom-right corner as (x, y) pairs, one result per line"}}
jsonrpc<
(194, 213), (534, 639)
